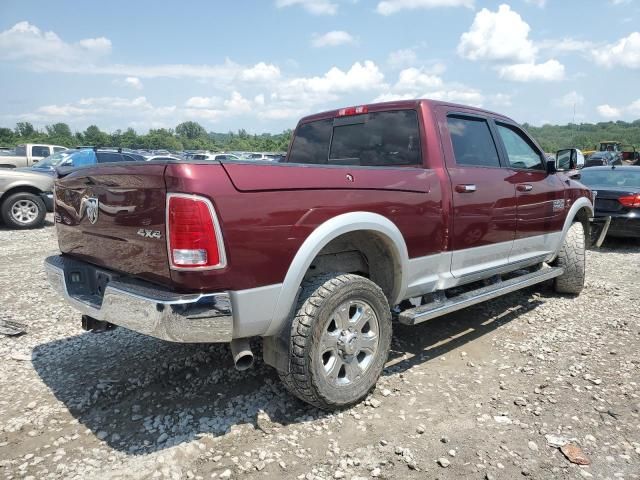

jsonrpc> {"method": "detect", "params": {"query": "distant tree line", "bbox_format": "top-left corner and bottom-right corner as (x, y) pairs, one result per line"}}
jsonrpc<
(2, 119), (640, 155)
(0, 121), (292, 152)
(523, 120), (640, 153)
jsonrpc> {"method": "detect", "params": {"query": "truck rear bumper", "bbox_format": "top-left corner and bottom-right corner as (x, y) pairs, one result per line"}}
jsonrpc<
(45, 255), (233, 343)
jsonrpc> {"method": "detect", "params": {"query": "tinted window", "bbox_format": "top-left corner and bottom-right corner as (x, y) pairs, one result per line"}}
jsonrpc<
(288, 119), (332, 164)
(53, 147), (66, 153)
(192, 154), (207, 160)
(496, 124), (543, 170)
(32, 146), (50, 157)
(96, 152), (124, 163)
(329, 110), (421, 166)
(447, 116), (500, 168)
(122, 154), (144, 162)
(250, 153), (263, 159)
(15, 145), (26, 156)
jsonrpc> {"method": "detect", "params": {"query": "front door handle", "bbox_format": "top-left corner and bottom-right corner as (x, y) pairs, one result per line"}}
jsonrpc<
(517, 184), (533, 192)
(455, 184), (477, 193)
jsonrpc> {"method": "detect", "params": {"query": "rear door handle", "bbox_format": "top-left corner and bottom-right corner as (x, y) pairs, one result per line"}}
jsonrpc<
(517, 184), (533, 192)
(455, 184), (477, 193)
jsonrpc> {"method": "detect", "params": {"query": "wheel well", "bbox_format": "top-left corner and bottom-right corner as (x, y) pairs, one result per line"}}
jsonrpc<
(304, 230), (400, 303)
(574, 206), (591, 240)
(0, 186), (44, 205)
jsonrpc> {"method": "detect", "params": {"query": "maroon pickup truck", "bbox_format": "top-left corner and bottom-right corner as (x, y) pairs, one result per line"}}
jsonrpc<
(46, 99), (593, 410)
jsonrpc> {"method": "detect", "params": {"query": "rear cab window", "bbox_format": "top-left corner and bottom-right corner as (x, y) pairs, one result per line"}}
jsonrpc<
(287, 109), (422, 167)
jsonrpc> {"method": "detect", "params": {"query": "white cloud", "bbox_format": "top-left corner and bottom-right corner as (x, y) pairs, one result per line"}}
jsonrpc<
(554, 91), (584, 108)
(224, 91), (252, 113)
(312, 31), (355, 47)
(0, 21), (111, 67)
(597, 104), (622, 118)
(114, 76), (143, 90)
(592, 32), (640, 69)
(285, 61), (386, 97)
(394, 67), (443, 90)
(184, 96), (223, 108)
(497, 60), (565, 81)
(387, 48), (418, 68)
(538, 38), (594, 54)
(376, 0), (474, 15)
(458, 4), (536, 63)
(254, 94), (266, 106)
(488, 93), (513, 107)
(275, 0), (338, 15)
(239, 62), (281, 82)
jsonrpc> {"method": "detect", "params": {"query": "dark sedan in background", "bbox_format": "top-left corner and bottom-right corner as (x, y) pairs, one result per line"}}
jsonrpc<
(579, 166), (640, 238)
(585, 151), (623, 168)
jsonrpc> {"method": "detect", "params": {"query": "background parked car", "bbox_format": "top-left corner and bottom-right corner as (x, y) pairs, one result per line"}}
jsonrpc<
(579, 166), (640, 238)
(191, 153), (240, 161)
(0, 144), (68, 168)
(0, 168), (55, 229)
(585, 151), (622, 168)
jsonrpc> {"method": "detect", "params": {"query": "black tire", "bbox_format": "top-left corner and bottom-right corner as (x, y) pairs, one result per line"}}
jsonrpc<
(1, 192), (46, 229)
(553, 222), (586, 295)
(279, 273), (392, 410)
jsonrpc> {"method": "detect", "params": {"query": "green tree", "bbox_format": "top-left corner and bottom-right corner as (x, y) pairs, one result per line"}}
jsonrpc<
(82, 125), (110, 146)
(15, 122), (35, 138)
(0, 127), (15, 145)
(176, 121), (207, 140)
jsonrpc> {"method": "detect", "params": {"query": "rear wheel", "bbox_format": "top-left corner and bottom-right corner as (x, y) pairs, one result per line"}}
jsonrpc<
(1, 192), (46, 229)
(279, 273), (392, 410)
(553, 222), (586, 295)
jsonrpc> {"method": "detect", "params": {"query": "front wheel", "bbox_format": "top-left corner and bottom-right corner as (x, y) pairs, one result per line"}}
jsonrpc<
(553, 222), (586, 295)
(1, 192), (46, 229)
(279, 273), (392, 410)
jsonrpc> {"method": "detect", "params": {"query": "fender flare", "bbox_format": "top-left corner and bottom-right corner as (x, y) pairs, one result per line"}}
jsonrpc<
(550, 196), (593, 260)
(264, 211), (409, 336)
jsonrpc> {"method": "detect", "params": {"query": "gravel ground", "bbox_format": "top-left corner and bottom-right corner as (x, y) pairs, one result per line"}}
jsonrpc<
(1, 215), (639, 480)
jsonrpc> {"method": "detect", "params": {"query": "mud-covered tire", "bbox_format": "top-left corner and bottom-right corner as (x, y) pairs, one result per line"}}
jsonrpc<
(279, 273), (392, 410)
(553, 222), (586, 295)
(1, 192), (46, 229)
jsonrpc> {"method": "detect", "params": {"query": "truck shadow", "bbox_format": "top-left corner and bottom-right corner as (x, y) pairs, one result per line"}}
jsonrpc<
(32, 283), (552, 456)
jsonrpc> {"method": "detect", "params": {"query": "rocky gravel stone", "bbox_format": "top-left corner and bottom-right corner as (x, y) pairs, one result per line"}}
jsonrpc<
(0, 217), (639, 479)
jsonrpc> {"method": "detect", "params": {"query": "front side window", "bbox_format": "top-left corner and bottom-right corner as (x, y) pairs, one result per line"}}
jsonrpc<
(96, 152), (124, 164)
(496, 124), (543, 170)
(447, 116), (501, 168)
(31, 146), (50, 157)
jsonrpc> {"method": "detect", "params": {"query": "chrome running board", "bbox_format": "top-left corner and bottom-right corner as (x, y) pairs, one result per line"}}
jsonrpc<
(398, 266), (564, 325)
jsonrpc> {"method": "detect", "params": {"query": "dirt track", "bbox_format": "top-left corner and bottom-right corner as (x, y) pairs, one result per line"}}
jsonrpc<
(1, 215), (639, 479)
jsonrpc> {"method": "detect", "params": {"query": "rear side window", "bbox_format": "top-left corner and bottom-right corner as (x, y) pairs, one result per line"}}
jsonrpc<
(15, 145), (26, 156)
(496, 123), (543, 170)
(288, 110), (421, 167)
(32, 146), (50, 157)
(447, 116), (500, 168)
(53, 147), (66, 153)
(288, 119), (333, 164)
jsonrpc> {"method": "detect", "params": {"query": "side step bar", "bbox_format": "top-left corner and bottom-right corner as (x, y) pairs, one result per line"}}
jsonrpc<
(398, 266), (564, 325)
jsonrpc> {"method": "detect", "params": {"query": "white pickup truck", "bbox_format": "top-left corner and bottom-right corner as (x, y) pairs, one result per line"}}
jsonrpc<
(0, 144), (68, 168)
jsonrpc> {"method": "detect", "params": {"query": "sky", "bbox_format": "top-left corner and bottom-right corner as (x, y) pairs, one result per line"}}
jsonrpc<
(0, 0), (639, 134)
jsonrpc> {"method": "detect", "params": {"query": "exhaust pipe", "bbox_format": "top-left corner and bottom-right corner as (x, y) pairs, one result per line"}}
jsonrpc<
(230, 338), (254, 371)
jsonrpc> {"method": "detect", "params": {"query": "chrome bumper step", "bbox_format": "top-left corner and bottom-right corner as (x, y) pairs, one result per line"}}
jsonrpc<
(398, 266), (564, 325)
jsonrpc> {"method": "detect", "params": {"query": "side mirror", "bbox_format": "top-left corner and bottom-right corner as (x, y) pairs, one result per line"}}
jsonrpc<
(546, 159), (557, 174)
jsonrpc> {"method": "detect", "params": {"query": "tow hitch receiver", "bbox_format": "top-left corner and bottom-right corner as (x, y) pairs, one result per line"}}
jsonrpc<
(81, 315), (117, 333)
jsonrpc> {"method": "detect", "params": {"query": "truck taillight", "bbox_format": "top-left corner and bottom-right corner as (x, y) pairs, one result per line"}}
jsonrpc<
(337, 105), (368, 117)
(618, 193), (640, 208)
(167, 194), (226, 270)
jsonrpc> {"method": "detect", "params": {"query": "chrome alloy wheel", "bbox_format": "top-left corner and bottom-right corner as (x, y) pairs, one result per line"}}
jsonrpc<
(11, 199), (39, 225)
(319, 299), (380, 386)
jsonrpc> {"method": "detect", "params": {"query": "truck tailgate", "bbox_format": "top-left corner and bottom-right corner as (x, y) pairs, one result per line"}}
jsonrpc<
(54, 163), (171, 287)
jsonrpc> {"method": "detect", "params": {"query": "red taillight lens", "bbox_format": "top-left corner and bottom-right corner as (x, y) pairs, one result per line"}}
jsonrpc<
(167, 194), (225, 269)
(618, 193), (640, 208)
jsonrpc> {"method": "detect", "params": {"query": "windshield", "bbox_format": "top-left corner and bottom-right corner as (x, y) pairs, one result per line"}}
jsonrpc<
(33, 150), (75, 169)
(580, 169), (640, 188)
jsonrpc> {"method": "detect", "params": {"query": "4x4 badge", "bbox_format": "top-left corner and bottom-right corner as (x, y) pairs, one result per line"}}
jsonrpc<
(137, 228), (162, 239)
